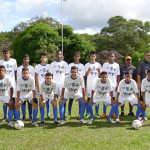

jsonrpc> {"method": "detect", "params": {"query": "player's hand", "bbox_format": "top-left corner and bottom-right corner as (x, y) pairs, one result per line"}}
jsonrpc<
(88, 67), (92, 72)
(142, 102), (146, 110)
(89, 99), (93, 104)
(96, 68), (100, 72)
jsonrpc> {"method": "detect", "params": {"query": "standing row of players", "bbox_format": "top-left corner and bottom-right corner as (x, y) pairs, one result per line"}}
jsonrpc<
(0, 49), (150, 126)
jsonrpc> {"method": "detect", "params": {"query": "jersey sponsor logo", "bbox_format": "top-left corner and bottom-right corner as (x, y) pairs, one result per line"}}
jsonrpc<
(90, 71), (97, 76)
(123, 92), (132, 96)
(98, 91), (106, 96)
(55, 70), (63, 74)
(0, 89), (6, 92)
(108, 72), (114, 76)
(22, 89), (32, 92)
(69, 88), (77, 93)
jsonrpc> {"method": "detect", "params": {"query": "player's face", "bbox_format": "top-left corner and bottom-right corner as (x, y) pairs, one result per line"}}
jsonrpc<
(74, 54), (80, 62)
(125, 74), (131, 83)
(3, 52), (11, 59)
(147, 73), (150, 80)
(145, 52), (150, 62)
(56, 51), (63, 61)
(101, 74), (108, 83)
(90, 54), (96, 61)
(22, 71), (30, 79)
(108, 54), (115, 62)
(45, 76), (53, 84)
(0, 68), (6, 77)
(71, 69), (78, 79)
(125, 59), (132, 66)
(40, 55), (47, 63)
(23, 57), (30, 65)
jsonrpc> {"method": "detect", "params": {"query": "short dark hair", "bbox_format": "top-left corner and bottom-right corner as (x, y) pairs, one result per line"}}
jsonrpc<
(74, 52), (80, 56)
(40, 53), (47, 58)
(145, 51), (150, 55)
(23, 54), (30, 59)
(71, 66), (78, 70)
(147, 69), (150, 74)
(56, 50), (62, 54)
(0, 65), (5, 70)
(2, 49), (10, 53)
(124, 71), (131, 75)
(22, 67), (29, 72)
(108, 51), (115, 57)
(101, 71), (107, 75)
(45, 72), (53, 77)
(90, 51), (96, 55)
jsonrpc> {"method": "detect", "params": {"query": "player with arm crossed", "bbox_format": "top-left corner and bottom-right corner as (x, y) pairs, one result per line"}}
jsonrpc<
(88, 71), (118, 124)
(15, 68), (39, 127)
(59, 66), (87, 125)
(17, 54), (35, 121)
(39, 73), (60, 126)
(115, 71), (142, 122)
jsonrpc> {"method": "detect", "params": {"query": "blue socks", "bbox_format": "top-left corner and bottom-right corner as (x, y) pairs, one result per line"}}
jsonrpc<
(3, 105), (7, 118)
(68, 101), (73, 115)
(95, 104), (99, 114)
(8, 109), (14, 123)
(136, 104), (142, 119)
(79, 99), (86, 120)
(88, 103), (94, 119)
(53, 107), (57, 122)
(46, 100), (50, 116)
(32, 110), (38, 123)
(107, 104), (117, 120)
(103, 103), (107, 114)
(15, 110), (20, 121)
(40, 108), (45, 122)
(21, 104), (26, 118)
(59, 102), (64, 121)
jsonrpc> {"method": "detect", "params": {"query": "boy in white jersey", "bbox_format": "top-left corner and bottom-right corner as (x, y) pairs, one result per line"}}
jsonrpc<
(17, 54), (35, 121)
(101, 52), (120, 118)
(0, 65), (14, 127)
(140, 69), (150, 121)
(35, 53), (51, 119)
(51, 50), (69, 119)
(0, 49), (17, 123)
(68, 52), (85, 119)
(15, 68), (39, 127)
(59, 66), (87, 125)
(85, 51), (101, 119)
(88, 71), (118, 124)
(115, 71), (141, 122)
(39, 73), (60, 126)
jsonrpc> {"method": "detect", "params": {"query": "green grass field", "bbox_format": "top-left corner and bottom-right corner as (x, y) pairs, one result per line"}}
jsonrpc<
(0, 101), (150, 150)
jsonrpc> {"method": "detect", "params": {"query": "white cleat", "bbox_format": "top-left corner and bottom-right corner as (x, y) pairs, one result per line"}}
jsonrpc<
(88, 119), (94, 125)
(60, 120), (65, 125)
(8, 121), (15, 127)
(32, 122), (39, 127)
(79, 119), (87, 124)
(108, 118), (116, 124)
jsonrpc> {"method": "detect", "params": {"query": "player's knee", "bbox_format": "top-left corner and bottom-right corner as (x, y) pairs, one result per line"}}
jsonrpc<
(9, 103), (14, 110)
(53, 102), (57, 108)
(33, 103), (38, 110)
(40, 102), (45, 108)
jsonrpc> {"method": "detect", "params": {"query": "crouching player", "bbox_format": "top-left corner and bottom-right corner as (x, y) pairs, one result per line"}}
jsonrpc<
(39, 73), (60, 126)
(88, 71), (118, 124)
(15, 68), (39, 127)
(59, 66), (87, 125)
(115, 71), (141, 122)
(0, 65), (14, 127)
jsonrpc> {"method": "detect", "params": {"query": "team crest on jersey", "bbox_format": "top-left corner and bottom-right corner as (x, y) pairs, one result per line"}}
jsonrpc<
(6, 64), (9, 68)
(43, 68), (46, 72)
(47, 88), (50, 91)
(72, 83), (75, 87)
(0, 83), (3, 87)
(110, 67), (113, 70)
(126, 87), (129, 91)
(93, 66), (95, 70)
(102, 86), (105, 90)
(58, 65), (61, 69)
(25, 84), (28, 88)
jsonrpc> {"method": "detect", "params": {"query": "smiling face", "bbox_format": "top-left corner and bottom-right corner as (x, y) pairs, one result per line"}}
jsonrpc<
(71, 68), (78, 79)
(45, 75), (53, 84)
(22, 70), (30, 80)
(0, 67), (5, 78)
(101, 73), (108, 83)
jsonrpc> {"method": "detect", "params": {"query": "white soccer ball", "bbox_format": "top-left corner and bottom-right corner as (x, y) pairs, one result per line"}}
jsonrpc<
(132, 120), (142, 129)
(15, 120), (24, 130)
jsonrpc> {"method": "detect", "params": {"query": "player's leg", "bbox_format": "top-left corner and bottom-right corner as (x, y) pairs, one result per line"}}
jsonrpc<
(85, 98), (90, 119)
(128, 103), (134, 116)
(15, 100), (22, 121)
(79, 99), (87, 124)
(51, 100), (59, 125)
(2, 104), (7, 122)
(120, 104), (125, 116)
(88, 102), (95, 124)
(28, 101), (32, 121)
(95, 104), (100, 119)
(101, 103), (107, 118)
(68, 99), (73, 120)
(21, 101), (26, 120)
(39, 99), (46, 126)
(46, 99), (52, 119)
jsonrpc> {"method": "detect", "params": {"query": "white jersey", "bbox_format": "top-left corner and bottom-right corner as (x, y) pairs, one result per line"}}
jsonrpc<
(0, 75), (13, 96)
(51, 61), (69, 83)
(17, 65), (35, 79)
(101, 62), (120, 88)
(17, 76), (35, 99)
(0, 58), (17, 80)
(63, 75), (84, 96)
(141, 78), (150, 97)
(35, 64), (51, 83)
(39, 80), (57, 99)
(117, 79), (138, 98)
(94, 78), (113, 98)
(69, 63), (85, 76)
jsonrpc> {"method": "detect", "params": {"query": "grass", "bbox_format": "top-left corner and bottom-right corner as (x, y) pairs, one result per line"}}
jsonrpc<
(0, 101), (150, 150)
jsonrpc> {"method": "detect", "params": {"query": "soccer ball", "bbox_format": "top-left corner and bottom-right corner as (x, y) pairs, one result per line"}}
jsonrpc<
(15, 120), (24, 130)
(132, 120), (142, 129)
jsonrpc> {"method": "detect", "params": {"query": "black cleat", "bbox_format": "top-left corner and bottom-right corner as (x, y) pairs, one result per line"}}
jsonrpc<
(128, 112), (135, 116)
(54, 121), (60, 126)
(40, 122), (45, 127)
(120, 112), (124, 116)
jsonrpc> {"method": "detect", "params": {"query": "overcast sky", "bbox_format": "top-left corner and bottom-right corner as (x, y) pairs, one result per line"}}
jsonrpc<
(0, 0), (150, 34)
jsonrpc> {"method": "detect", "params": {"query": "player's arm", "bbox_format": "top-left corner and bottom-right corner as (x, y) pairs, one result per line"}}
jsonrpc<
(16, 91), (20, 103)
(85, 67), (92, 77)
(141, 92), (146, 110)
(137, 75), (141, 90)
(96, 67), (101, 77)
(9, 87), (13, 102)
(15, 71), (17, 81)
(35, 73), (39, 93)
(115, 75), (120, 91)
(82, 88), (86, 103)
(110, 91), (113, 104)
(90, 90), (94, 103)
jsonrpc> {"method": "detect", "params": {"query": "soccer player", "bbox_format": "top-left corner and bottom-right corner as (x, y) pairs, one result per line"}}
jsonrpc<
(68, 52), (85, 119)
(17, 54), (35, 121)
(50, 50), (69, 119)
(39, 73), (59, 126)
(85, 51), (101, 119)
(101, 52), (120, 118)
(0, 65), (14, 127)
(120, 56), (137, 116)
(140, 69), (150, 121)
(115, 71), (141, 122)
(59, 66), (87, 125)
(0, 49), (17, 123)
(88, 71), (118, 124)
(15, 68), (39, 127)
(35, 53), (51, 119)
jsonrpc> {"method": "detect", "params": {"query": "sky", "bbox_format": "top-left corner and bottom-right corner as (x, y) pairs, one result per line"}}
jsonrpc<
(0, 0), (150, 35)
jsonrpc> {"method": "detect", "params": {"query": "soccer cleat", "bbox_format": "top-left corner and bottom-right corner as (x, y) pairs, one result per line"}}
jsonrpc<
(1, 117), (7, 123)
(116, 118), (120, 123)
(79, 119), (87, 124)
(140, 118), (145, 122)
(101, 113), (107, 118)
(54, 121), (60, 126)
(39, 122), (45, 127)
(47, 116), (53, 120)
(60, 120), (65, 125)
(95, 113), (101, 119)
(29, 116), (32, 121)
(32, 122), (39, 127)
(128, 112), (135, 116)
(67, 115), (71, 120)
(112, 113), (116, 118)
(8, 121), (15, 127)
(22, 117), (26, 121)
(120, 112), (124, 116)
(88, 119), (94, 125)
(64, 117), (68, 121)
(108, 118), (116, 124)
(84, 113), (90, 120)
